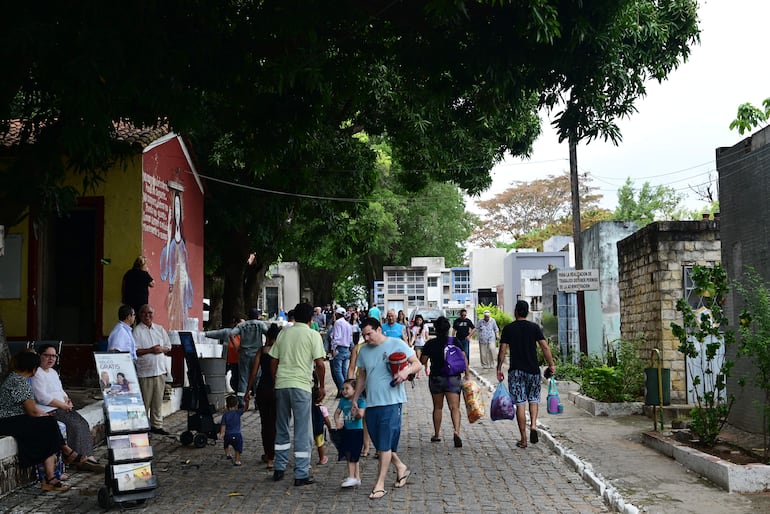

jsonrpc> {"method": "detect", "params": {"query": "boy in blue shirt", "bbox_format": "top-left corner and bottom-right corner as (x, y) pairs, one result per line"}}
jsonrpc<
(218, 395), (244, 466)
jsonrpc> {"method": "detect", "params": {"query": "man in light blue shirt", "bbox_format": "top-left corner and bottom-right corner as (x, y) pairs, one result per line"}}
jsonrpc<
(107, 304), (137, 361)
(381, 309), (406, 341)
(352, 317), (422, 500)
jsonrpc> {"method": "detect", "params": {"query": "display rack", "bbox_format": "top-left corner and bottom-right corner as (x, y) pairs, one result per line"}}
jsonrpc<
(93, 352), (157, 509)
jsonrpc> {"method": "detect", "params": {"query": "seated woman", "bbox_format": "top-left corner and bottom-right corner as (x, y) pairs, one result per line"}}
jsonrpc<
(0, 351), (91, 491)
(31, 344), (102, 471)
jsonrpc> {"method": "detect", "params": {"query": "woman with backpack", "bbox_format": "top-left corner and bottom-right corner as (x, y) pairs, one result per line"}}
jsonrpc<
(419, 316), (470, 448)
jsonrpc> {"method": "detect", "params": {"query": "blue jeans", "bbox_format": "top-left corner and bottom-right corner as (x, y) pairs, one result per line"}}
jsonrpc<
(274, 388), (312, 478)
(237, 346), (259, 401)
(332, 346), (350, 392)
(457, 338), (470, 362)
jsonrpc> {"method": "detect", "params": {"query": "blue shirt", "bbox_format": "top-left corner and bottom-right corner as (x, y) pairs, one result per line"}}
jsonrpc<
(337, 397), (366, 429)
(381, 322), (404, 340)
(356, 337), (415, 408)
(221, 409), (243, 436)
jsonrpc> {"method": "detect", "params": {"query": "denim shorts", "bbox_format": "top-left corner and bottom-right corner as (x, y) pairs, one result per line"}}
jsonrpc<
(508, 369), (542, 405)
(365, 404), (402, 452)
(428, 374), (463, 395)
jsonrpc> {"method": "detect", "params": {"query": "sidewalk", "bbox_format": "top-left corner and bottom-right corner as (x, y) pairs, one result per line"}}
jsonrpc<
(468, 343), (770, 514)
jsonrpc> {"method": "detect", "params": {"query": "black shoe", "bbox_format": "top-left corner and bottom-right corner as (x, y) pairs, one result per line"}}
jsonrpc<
(453, 434), (463, 448)
(273, 470), (285, 482)
(150, 427), (170, 435)
(294, 476), (316, 486)
(530, 429), (539, 444)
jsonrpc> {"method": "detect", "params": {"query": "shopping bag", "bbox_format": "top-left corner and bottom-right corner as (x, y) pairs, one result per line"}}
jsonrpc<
(490, 381), (515, 421)
(462, 380), (485, 423)
(546, 378), (563, 414)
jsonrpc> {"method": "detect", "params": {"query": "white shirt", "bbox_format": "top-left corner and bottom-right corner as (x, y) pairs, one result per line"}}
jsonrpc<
(133, 322), (171, 378)
(108, 321), (137, 360)
(31, 367), (67, 413)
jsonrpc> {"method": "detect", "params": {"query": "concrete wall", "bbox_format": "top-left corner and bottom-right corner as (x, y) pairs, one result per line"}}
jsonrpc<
(617, 221), (721, 404)
(503, 251), (570, 316)
(469, 248), (506, 291)
(582, 221), (638, 356)
(717, 125), (770, 433)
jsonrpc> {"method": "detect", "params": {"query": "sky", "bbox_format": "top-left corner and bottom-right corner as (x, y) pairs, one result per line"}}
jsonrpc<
(468, 0), (770, 214)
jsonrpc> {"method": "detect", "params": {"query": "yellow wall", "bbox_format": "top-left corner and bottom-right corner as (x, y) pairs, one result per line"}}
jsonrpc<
(72, 157), (144, 335)
(0, 155), (145, 339)
(0, 218), (29, 337)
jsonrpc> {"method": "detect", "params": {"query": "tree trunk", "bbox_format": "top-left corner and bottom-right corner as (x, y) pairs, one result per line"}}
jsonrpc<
(0, 316), (9, 382)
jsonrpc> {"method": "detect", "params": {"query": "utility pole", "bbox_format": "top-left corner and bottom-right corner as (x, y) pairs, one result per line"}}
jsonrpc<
(569, 137), (588, 355)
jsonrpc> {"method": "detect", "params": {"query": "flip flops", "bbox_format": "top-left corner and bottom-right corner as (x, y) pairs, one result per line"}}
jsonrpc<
(516, 441), (527, 449)
(369, 489), (388, 500)
(394, 469), (411, 488)
(430, 436), (441, 442)
(530, 429), (539, 444)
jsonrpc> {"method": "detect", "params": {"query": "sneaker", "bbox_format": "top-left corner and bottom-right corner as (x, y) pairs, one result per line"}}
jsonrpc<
(225, 454), (233, 460)
(234, 460), (242, 466)
(341, 477), (361, 488)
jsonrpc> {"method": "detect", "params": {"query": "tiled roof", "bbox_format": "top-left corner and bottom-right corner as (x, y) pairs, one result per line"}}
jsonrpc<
(0, 119), (170, 149)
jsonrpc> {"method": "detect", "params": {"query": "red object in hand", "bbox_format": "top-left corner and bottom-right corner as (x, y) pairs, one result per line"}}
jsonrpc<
(388, 352), (409, 386)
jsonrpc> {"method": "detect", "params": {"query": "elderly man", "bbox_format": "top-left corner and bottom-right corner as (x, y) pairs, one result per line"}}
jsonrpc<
(269, 303), (326, 486)
(107, 305), (137, 361)
(477, 310), (500, 369)
(381, 309), (407, 341)
(133, 304), (172, 435)
(330, 307), (353, 397)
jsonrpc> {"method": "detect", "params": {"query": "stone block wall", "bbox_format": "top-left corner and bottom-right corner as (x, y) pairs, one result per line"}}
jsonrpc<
(617, 221), (721, 403)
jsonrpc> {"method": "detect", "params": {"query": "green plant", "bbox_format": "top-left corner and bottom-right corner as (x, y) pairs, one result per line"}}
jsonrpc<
(537, 337), (561, 366)
(475, 304), (513, 332)
(573, 339), (645, 403)
(735, 267), (770, 458)
(541, 312), (558, 340)
(671, 264), (735, 447)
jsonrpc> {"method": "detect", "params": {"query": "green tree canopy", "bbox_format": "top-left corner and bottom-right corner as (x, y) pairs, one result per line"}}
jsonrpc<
(612, 177), (683, 226)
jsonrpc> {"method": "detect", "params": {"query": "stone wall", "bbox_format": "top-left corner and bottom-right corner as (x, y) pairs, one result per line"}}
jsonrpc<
(617, 221), (721, 403)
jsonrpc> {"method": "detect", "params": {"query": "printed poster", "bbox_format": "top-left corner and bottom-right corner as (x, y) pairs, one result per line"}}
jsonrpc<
(112, 462), (157, 492)
(94, 352), (149, 432)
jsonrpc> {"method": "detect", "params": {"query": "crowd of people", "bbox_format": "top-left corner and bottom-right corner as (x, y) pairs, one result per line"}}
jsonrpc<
(0, 251), (556, 500)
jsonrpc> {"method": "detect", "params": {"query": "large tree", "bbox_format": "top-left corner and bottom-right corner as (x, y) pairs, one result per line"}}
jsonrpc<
(1, 1), (701, 326)
(470, 173), (603, 246)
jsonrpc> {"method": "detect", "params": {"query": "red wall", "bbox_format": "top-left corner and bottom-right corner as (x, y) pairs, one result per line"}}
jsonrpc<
(141, 135), (204, 331)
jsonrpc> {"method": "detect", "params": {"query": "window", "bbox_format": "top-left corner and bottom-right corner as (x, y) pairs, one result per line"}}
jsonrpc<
(428, 277), (438, 287)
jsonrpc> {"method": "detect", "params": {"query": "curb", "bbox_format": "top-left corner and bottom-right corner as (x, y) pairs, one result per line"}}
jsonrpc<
(469, 366), (640, 514)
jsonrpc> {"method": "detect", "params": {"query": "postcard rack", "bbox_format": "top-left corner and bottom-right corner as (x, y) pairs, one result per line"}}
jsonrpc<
(94, 352), (157, 508)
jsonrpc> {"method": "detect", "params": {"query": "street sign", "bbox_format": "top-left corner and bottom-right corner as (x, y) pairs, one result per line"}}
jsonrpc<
(557, 269), (599, 292)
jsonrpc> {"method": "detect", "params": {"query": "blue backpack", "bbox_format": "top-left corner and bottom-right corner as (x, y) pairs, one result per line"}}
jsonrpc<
(443, 336), (467, 376)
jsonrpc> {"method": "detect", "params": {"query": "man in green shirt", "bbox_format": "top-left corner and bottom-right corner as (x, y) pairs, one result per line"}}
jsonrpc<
(269, 303), (326, 486)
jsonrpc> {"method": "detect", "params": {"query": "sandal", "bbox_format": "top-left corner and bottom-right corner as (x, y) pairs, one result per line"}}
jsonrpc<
(394, 469), (411, 488)
(369, 489), (388, 500)
(430, 436), (441, 442)
(62, 449), (86, 465)
(42, 476), (70, 492)
(530, 429), (539, 444)
(516, 441), (527, 449)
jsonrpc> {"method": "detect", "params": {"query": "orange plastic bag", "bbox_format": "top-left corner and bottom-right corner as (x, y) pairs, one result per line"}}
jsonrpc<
(462, 380), (485, 423)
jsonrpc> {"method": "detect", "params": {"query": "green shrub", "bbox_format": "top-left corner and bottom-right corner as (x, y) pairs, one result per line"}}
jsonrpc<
(574, 339), (645, 403)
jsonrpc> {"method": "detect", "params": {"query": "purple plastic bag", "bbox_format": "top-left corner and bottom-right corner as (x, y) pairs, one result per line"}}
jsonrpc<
(490, 382), (515, 421)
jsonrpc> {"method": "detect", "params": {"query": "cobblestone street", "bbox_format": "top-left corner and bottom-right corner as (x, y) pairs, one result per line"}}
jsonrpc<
(0, 360), (606, 513)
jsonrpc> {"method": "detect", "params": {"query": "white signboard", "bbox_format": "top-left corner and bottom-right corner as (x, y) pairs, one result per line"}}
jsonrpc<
(557, 269), (600, 292)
